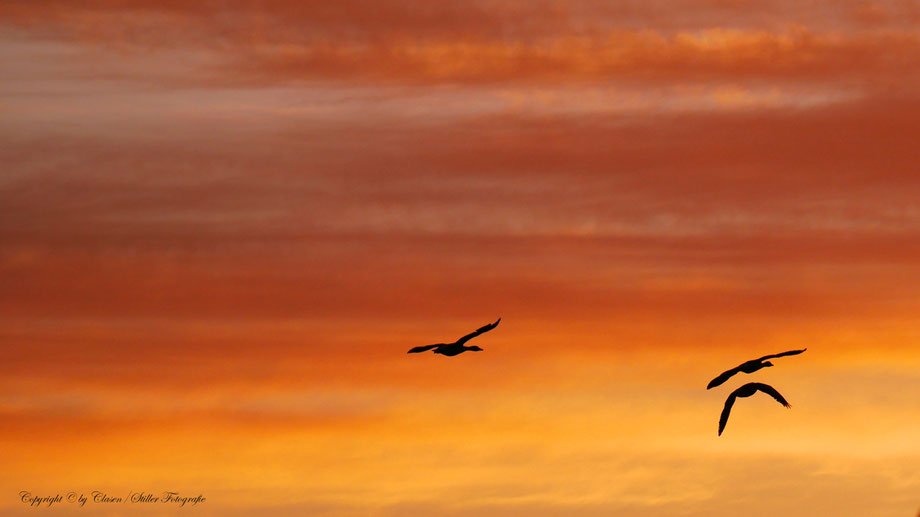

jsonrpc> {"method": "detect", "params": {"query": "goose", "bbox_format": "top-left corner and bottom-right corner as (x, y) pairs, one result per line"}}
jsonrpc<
(408, 318), (500, 356)
(707, 349), (806, 389)
(718, 382), (791, 436)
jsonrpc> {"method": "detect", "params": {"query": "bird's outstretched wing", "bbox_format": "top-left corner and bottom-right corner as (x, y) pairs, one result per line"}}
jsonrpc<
(718, 392), (738, 435)
(455, 318), (501, 345)
(751, 382), (792, 408)
(707, 367), (740, 390)
(756, 348), (806, 362)
(407, 344), (442, 354)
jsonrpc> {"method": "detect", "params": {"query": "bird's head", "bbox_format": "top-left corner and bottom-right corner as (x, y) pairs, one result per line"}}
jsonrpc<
(763, 361), (775, 367)
(467, 346), (484, 352)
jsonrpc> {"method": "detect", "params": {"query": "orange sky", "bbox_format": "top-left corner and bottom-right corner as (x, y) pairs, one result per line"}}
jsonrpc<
(2, 2), (920, 516)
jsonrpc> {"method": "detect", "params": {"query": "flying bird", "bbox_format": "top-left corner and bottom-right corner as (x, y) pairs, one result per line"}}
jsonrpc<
(706, 348), (806, 389)
(718, 382), (791, 436)
(407, 318), (501, 356)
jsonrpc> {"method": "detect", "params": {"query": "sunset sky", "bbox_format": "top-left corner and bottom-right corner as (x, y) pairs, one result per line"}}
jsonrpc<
(3, 1), (920, 516)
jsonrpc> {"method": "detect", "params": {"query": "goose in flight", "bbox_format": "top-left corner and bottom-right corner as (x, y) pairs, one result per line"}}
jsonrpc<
(718, 382), (791, 436)
(707, 348), (806, 389)
(407, 318), (501, 356)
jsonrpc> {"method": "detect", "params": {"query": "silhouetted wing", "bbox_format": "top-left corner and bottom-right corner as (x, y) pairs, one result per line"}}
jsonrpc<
(756, 348), (806, 361)
(707, 367), (740, 390)
(751, 383), (791, 408)
(455, 318), (501, 346)
(407, 344), (441, 354)
(718, 392), (737, 436)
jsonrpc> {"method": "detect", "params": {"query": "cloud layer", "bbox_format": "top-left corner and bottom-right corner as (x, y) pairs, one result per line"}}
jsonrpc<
(3, 2), (920, 516)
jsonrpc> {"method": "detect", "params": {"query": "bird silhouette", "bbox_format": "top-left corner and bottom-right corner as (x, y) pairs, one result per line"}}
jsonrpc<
(407, 318), (501, 356)
(707, 348), (806, 389)
(718, 382), (791, 435)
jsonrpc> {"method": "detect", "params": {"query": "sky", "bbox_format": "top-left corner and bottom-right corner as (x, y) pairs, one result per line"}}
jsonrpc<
(2, 1), (920, 515)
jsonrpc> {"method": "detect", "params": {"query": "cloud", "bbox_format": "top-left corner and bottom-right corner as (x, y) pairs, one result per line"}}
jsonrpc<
(3, 2), (920, 88)
(225, 28), (920, 88)
(4, 93), (920, 323)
